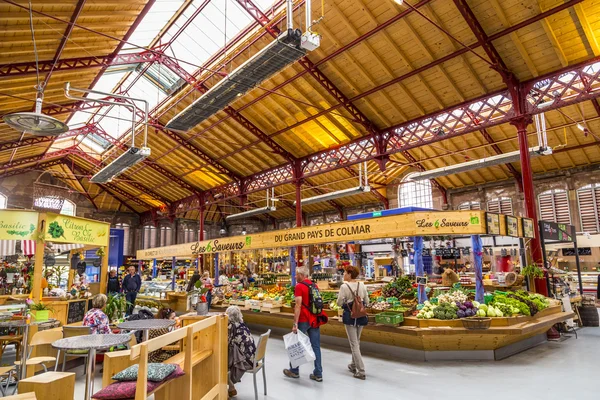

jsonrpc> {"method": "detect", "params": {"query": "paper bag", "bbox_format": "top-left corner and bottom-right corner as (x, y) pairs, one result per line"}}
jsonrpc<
(283, 330), (316, 368)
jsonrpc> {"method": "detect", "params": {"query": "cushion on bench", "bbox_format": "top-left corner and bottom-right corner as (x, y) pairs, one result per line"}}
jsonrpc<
(93, 365), (184, 400)
(112, 364), (177, 382)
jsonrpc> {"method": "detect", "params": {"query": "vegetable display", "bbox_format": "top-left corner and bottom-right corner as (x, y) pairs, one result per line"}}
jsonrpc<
(382, 276), (413, 298)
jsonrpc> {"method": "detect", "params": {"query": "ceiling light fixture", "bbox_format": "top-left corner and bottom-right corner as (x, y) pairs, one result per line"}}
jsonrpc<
(409, 146), (552, 181)
(295, 162), (370, 205)
(226, 189), (276, 221)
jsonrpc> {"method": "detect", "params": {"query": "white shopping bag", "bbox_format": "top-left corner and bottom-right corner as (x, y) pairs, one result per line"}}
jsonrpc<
(283, 330), (316, 368)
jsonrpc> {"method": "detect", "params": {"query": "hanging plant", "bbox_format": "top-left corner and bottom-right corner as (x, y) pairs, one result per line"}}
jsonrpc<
(522, 264), (544, 279)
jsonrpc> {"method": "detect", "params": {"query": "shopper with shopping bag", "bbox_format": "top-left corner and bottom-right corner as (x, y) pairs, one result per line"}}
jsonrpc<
(283, 266), (328, 382)
(283, 330), (315, 368)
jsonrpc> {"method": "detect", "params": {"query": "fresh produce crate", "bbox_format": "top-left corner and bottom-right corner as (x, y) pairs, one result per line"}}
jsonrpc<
(375, 311), (404, 326)
(245, 300), (262, 311)
(260, 306), (281, 314)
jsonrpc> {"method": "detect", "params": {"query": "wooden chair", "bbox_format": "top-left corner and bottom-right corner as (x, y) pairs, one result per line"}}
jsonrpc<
(0, 334), (22, 360)
(0, 365), (17, 396)
(249, 330), (270, 400)
(60, 326), (92, 372)
(14, 330), (62, 374)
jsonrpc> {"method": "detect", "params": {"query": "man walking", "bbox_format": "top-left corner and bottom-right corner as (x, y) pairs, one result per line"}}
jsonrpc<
(122, 266), (141, 315)
(107, 269), (121, 295)
(283, 266), (324, 382)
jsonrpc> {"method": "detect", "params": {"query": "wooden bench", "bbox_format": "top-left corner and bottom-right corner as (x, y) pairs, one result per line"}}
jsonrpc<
(102, 315), (228, 400)
(17, 371), (75, 400)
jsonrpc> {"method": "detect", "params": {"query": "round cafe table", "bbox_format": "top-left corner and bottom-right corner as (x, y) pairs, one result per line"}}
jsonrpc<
(117, 319), (175, 342)
(52, 334), (130, 400)
(0, 318), (58, 380)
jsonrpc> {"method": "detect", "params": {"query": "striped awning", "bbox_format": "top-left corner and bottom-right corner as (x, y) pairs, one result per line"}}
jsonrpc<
(0, 240), (17, 257)
(20, 241), (85, 256)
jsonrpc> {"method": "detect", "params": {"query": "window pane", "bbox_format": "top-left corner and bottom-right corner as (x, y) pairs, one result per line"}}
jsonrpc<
(60, 200), (76, 216)
(0, 193), (6, 209)
(398, 175), (433, 208)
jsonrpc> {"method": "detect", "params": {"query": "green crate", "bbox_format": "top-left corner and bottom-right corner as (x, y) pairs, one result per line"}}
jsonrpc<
(375, 311), (404, 326)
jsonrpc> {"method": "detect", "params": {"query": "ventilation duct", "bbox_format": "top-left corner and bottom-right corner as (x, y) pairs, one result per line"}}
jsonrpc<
(166, 29), (306, 132)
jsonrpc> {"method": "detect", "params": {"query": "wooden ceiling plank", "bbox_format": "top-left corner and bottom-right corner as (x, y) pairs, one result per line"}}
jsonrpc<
(284, 78), (357, 142)
(534, 3), (568, 67)
(573, 4), (600, 57)
(399, 16), (465, 103)
(343, 0), (427, 115)
(488, 0), (539, 77)
(423, 3), (487, 94)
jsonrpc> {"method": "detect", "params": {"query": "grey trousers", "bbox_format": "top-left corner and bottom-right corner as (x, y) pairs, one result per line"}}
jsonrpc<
(344, 324), (365, 375)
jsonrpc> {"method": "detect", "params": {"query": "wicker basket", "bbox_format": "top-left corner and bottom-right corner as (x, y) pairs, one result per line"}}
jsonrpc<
(461, 317), (492, 330)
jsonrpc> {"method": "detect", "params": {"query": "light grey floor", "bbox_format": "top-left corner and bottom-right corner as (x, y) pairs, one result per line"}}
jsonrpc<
(5, 326), (598, 399)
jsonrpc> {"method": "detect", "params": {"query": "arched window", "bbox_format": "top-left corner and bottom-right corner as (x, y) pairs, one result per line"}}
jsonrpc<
(160, 226), (173, 247)
(457, 201), (481, 210)
(577, 184), (600, 233)
(538, 189), (570, 224)
(183, 226), (197, 243)
(398, 174), (433, 208)
(487, 197), (513, 215)
(114, 223), (131, 255)
(60, 199), (76, 216)
(143, 225), (157, 249)
(0, 193), (6, 209)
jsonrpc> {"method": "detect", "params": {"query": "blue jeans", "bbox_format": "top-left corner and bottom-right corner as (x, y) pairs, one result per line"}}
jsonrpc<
(289, 322), (322, 377)
(125, 292), (137, 315)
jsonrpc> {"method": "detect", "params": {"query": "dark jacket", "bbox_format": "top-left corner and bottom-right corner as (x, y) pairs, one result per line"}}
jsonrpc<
(107, 276), (121, 294)
(123, 273), (141, 293)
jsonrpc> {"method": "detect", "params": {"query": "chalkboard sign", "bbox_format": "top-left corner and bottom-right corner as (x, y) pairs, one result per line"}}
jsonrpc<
(67, 300), (87, 324)
(562, 247), (592, 256)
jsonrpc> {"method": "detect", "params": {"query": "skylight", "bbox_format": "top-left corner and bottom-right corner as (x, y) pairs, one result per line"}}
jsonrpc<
(64, 0), (279, 154)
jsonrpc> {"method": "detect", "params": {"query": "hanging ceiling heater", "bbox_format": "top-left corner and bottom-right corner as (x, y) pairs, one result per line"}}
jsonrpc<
(166, 28), (306, 132)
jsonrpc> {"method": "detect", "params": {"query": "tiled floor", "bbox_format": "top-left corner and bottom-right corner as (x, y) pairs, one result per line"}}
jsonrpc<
(4, 325), (598, 399)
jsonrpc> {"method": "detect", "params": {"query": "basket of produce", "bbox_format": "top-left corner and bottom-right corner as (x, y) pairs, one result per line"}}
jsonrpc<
(461, 317), (491, 330)
(375, 311), (404, 326)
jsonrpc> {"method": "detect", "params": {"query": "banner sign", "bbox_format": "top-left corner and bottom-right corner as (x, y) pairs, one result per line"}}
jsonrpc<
(540, 220), (575, 242)
(0, 210), (38, 241)
(137, 211), (486, 259)
(45, 213), (110, 246)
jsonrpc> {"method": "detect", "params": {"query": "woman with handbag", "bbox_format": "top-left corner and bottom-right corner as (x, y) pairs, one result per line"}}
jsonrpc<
(337, 266), (369, 380)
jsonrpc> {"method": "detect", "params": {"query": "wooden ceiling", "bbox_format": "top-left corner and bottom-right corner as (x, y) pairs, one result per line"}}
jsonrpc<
(1, 0), (600, 222)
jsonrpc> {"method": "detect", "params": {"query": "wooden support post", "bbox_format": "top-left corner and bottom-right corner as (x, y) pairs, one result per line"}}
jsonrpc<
(99, 246), (108, 294)
(32, 213), (46, 303)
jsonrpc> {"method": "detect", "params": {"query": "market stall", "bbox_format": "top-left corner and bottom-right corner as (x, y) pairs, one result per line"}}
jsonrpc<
(0, 209), (111, 323)
(136, 209), (572, 359)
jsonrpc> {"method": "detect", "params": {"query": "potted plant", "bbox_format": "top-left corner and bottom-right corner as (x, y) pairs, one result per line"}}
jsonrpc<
(522, 264), (545, 293)
(26, 299), (53, 321)
(105, 293), (128, 322)
(194, 281), (210, 315)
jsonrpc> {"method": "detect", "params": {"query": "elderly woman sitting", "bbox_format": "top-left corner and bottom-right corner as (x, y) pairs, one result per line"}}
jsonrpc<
(83, 294), (111, 334)
(226, 306), (256, 398)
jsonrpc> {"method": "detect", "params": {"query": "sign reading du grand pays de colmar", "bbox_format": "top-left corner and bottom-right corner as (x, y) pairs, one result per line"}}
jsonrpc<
(45, 213), (109, 246)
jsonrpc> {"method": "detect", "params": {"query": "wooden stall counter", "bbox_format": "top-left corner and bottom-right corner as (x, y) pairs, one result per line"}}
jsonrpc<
(41, 298), (90, 326)
(165, 292), (190, 313)
(0, 294), (29, 305)
(226, 304), (573, 360)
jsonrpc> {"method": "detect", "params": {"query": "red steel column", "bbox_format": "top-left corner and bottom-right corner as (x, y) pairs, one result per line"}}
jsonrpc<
(512, 117), (547, 295)
(295, 180), (303, 267)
